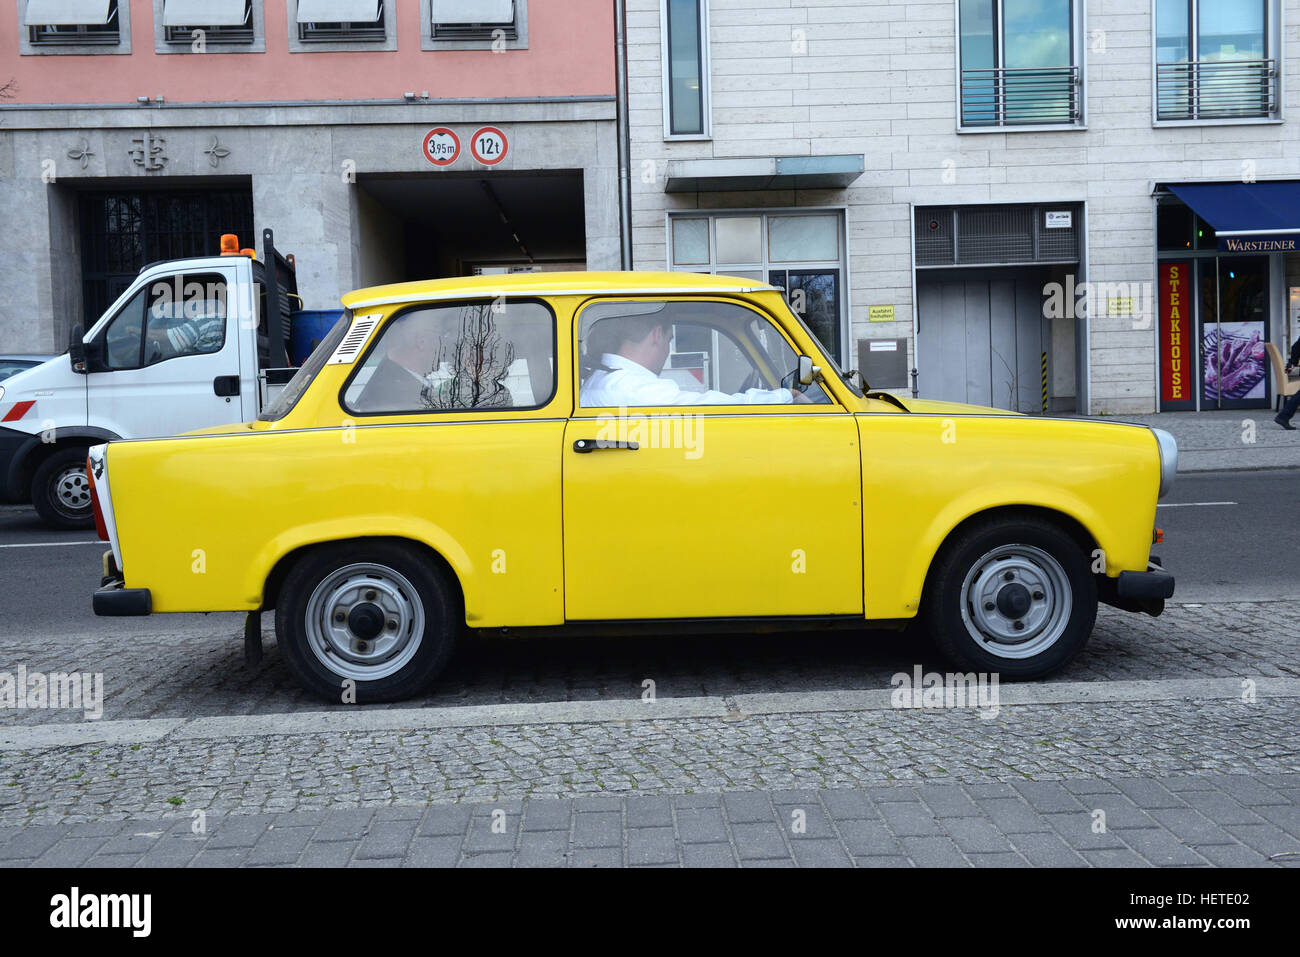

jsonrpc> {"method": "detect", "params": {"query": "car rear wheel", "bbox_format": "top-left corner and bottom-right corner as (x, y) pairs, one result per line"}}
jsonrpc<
(275, 541), (459, 703)
(31, 447), (95, 530)
(923, 516), (1097, 679)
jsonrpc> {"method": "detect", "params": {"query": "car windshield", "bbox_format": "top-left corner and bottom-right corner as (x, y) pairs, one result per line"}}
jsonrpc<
(258, 311), (351, 421)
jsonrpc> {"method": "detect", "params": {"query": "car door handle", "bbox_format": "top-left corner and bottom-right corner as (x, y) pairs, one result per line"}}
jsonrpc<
(213, 375), (240, 397)
(573, 439), (639, 453)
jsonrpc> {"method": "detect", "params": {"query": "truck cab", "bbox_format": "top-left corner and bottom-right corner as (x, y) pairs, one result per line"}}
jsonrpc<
(0, 231), (300, 528)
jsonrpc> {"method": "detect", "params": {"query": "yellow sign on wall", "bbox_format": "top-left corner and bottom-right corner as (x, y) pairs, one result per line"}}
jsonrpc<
(868, 305), (895, 322)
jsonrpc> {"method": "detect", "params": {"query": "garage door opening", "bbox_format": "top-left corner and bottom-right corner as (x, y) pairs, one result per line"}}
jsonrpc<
(353, 171), (587, 287)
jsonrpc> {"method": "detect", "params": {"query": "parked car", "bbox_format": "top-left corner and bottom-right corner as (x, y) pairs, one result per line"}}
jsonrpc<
(89, 271), (1176, 702)
(0, 354), (54, 382)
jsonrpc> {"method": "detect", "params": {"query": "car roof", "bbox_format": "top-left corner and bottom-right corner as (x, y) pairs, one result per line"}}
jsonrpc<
(341, 271), (779, 310)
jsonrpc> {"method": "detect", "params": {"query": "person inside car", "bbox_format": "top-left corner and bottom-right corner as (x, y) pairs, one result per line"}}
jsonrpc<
(580, 313), (808, 406)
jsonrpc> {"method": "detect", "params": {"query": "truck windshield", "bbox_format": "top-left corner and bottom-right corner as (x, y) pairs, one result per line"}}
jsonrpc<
(258, 311), (351, 421)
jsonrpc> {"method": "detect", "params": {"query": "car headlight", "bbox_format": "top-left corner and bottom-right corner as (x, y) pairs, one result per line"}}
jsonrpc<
(1151, 428), (1177, 498)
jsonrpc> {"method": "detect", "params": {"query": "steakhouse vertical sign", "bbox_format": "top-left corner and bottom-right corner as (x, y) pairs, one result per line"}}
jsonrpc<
(1160, 262), (1194, 410)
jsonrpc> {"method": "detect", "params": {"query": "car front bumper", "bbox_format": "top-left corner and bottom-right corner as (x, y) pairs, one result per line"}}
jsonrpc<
(1099, 562), (1174, 617)
(93, 582), (152, 616)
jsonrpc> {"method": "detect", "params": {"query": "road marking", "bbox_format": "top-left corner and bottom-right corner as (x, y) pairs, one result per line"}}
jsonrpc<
(0, 541), (102, 549)
(1156, 501), (1237, 508)
(0, 676), (1295, 750)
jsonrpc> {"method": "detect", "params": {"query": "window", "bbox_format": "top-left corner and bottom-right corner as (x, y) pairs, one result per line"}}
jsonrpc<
(668, 211), (848, 365)
(296, 0), (385, 43)
(431, 0), (515, 39)
(26, 0), (120, 45)
(958, 0), (1082, 127)
(662, 0), (710, 138)
(101, 273), (228, 371)
(1156, 0), (1276, 121)
(578, 300), (830, 407)
(343, 301), (555, 414)
(163, 0), (253, 44)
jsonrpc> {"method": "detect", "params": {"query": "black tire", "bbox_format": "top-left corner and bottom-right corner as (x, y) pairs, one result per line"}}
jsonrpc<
(31, 447), (95, 530)
(275, 541), (460, 703)
(922, 515), (1097, 679)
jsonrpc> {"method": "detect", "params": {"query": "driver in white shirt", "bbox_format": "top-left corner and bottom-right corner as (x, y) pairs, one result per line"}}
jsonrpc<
(581, 314), (808, 406)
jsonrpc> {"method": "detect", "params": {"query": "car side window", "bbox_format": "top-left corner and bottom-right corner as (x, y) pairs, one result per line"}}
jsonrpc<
(343, 300), (555, 414)
(577, 299), (831, 407)
(103, 273), (228, 370)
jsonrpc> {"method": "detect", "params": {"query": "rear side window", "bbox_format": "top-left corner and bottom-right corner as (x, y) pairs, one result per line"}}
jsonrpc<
(343, 300), (556, 414)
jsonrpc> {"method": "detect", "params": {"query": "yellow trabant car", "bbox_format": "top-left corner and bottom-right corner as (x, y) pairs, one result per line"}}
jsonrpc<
(89, 272), (1176, 702)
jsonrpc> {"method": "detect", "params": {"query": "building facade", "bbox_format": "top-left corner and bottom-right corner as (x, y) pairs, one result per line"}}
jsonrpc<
(0, 0), (619, 353)
(625, 0), (1300, 415)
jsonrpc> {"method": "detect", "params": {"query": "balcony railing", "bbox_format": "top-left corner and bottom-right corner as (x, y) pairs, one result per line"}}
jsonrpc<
(960, 66), (1081, 127)
(1156, 59), (1276, 121)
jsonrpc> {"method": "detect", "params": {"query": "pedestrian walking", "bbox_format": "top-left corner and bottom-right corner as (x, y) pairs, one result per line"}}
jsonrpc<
(1275, 334), (1300, 430)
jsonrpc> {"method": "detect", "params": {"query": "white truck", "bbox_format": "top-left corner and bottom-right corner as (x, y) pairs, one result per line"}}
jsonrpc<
(0, 230), (310, 529)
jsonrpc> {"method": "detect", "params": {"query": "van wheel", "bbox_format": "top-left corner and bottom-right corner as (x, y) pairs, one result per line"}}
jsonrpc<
(31, 448), (95, 530)
(923, 516), (1097, 679)
(275, 541), (459, 703)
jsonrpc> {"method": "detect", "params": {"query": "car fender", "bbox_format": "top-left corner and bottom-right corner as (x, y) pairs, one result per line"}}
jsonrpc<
(248, 515), (476, 614)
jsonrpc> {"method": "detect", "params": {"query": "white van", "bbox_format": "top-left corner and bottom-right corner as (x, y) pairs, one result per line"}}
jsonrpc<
(0, 231), (307, 529)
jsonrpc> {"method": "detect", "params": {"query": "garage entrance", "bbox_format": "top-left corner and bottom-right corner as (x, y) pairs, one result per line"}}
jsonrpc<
(914, 203), (1084, 413)
(353, 171), (587, 286)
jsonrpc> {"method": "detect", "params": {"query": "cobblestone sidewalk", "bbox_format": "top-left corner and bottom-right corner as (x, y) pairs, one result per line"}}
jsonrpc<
(4, 773), (1298, 868)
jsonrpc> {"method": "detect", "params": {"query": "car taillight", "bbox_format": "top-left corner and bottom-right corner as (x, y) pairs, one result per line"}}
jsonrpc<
(87, 458), (108, 542)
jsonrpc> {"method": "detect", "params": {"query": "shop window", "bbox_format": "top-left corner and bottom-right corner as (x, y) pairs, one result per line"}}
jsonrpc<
(163, 0), (254, 44)
(671, 219), (710, 266)
(958, 0), (1083, 128)
(26, 0), (120, 45)
(1155, 0), (1277, 121)
(295, 0), (386, 43)
(662, 0), (711, 138)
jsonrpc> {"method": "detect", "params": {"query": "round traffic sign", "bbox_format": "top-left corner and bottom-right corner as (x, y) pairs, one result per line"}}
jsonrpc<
(422, 128), (461, 167)
(470, 127), (508, 165)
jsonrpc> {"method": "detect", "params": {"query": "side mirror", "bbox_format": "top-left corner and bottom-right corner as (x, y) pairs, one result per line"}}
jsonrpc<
(846, 369), (867, 392)
(68, 324), (86, 374)
(798, 355), (819, 386)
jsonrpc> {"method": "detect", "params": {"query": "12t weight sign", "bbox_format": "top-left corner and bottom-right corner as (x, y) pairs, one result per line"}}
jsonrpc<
(470, 127), (508, 165)
(422, 128), (460, 167)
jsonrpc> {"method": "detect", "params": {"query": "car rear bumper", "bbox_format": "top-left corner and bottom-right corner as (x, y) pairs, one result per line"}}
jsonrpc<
(93, 583), (152, 616)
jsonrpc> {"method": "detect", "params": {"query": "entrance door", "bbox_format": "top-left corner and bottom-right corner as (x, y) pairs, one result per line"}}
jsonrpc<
(916, 274), (1049, 412)
(1197, 255), (1270, 410)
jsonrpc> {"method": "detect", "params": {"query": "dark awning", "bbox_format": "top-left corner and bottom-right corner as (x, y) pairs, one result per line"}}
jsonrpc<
(1166, 181), (1300, 253)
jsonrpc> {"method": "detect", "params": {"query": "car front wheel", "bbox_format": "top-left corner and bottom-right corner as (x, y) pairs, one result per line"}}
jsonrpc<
(275, 541), (459, 703)
(924, 516), (1097, 679)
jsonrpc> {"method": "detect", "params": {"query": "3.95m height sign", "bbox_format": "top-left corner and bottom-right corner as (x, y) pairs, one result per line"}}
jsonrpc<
(423, 127), (509, 167)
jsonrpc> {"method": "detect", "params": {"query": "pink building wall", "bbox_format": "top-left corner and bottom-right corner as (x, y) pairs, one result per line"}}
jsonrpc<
(2, 0), (614, 103)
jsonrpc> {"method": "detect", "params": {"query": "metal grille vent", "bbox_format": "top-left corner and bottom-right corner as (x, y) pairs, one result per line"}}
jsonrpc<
(958, 206), (1034, 263)
(915, 208), (954, 266)
(328, 314), (381, 364)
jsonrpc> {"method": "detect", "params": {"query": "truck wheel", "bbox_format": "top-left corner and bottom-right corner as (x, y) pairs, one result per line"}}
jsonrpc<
(923, 516), (1097, 679)
(31, 448), (96, 530)
(275, 541), (459, 703)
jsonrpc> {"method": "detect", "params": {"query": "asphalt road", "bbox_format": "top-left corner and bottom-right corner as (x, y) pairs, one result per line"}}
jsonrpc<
(0, 467), (1289, 637)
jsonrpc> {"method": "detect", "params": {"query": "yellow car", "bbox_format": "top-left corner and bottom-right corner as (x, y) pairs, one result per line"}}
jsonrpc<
(89, 271), (1176, 702)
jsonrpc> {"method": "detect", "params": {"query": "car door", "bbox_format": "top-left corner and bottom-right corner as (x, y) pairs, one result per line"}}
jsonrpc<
(86, 266), (243, 439)
(562, 296), (863, 622)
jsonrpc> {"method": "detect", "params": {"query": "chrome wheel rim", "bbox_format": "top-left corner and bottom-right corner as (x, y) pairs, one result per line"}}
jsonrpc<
(304, 563), (425, 682)
(54, 466), (91, 513)
(959, 544), (1072, 660)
